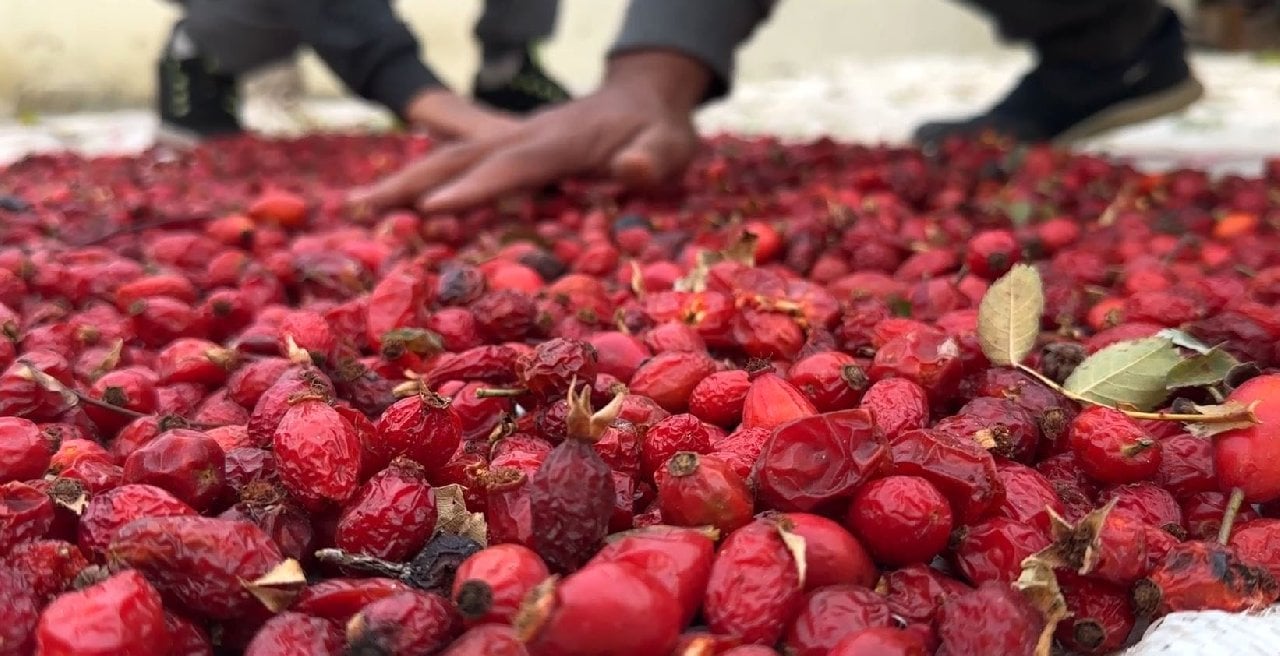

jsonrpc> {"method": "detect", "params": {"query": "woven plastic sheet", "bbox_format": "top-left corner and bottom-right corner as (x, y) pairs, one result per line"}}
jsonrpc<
(1122, 607), (1280, 655)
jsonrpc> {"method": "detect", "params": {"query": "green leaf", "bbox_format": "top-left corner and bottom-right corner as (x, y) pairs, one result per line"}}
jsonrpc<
(977, 264), (1045, 366)
(1165, 346), (1240, 390)
(1156, 328), (1213, 354)
(1006, 201), (1034, 227)
(1064, 337), (1183, 411)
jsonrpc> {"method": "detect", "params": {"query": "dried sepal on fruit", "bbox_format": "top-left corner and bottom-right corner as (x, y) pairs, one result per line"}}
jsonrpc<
(241, 558), (307, 612)
(1014, 556), (1068, 656)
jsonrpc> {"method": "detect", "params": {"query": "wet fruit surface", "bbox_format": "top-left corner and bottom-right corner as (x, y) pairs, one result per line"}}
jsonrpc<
(3, 133), (1280, 654)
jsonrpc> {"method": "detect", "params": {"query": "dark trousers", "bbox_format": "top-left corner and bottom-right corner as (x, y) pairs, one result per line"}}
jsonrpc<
(964, 0), (1166, 63)
(179, 0), (559, 76)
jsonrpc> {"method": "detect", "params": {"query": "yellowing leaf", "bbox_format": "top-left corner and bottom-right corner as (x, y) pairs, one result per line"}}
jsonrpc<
(1064, 337), (1182, 411)
(1184, 401), (1262, 438)
(1015, 556), (1068, 656)
(1165, 346), (1240, 390)
(977, 264), (1045, 366)
(433, 484), (488, 546)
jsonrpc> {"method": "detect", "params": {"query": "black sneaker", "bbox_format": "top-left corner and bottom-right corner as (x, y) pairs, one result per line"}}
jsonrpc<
(473, 49), (571, 114)
(913, 9), (1204, 148)
(156, 22), (242, 145)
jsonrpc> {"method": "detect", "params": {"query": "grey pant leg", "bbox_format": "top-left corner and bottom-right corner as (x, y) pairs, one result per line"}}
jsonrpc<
(960, 0), (1166, 63)
(180, 0), (301, 74)
(473, 0), (559, 46)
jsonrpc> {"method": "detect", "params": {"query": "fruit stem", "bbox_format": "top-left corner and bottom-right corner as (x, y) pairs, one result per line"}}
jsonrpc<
(1218, 487), (1245, 545)
(474, 387), (527, 398)
(313, 548), (409, 579)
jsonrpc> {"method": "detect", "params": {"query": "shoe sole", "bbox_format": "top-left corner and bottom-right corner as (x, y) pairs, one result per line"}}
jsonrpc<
(1052, 76), (1206, 145)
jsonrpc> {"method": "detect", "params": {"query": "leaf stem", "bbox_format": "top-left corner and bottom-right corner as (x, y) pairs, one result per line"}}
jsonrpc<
(16, 360), (221, 429)
(1219, 487), (1245, 545)
(474, 387), (527, 398)
(1014, 363), (1098, 407)
(1013, 362), (1257, 425)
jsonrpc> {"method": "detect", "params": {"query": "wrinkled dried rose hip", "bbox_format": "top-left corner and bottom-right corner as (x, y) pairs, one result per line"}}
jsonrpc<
(4, 132), (1280, 654)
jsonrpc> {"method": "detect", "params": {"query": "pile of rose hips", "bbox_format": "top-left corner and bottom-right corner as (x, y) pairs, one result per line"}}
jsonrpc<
(1, 132), (1280, 656)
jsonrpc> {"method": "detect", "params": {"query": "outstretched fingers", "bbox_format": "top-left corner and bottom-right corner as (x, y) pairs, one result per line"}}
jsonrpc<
(416, 138), (590, 215)
(345, 141), (489, 211)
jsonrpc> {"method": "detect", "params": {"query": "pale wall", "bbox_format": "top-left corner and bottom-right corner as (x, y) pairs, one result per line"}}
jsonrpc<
(0, 0), (1194, 115)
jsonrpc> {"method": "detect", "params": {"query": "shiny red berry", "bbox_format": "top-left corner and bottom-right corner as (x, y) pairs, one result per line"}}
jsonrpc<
(1069, 406), (1161, 485)
(657, 452), (754, 533)
(846, 475), (952, 567)
(35, 570), (170, 656)
(452, 544), (549, 626)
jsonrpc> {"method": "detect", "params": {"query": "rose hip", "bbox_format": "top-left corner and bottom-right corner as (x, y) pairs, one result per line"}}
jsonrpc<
(334, 458), (436, 561)
(452, 544), (549, 626)
(704, 518), (804, 645)
(0, 416), (51, 483)
(935, 582), (1043, 656)
(1054, 573), (1135, 655)
(78, 483), (196, 559)
(755, 409), (889, 513)
(740, 372), (818, 431)
(951, 517), (1051, 584)
(106, 515), (292, 620)
(1069, 406), (1161, 485)
(828, 628), (927, 656)
(441, 625), (527, 656)
(888, 428), (1002, 524)
(528, 387), (623, 573)
(689, 369), (751, 427)
(588, 525), (716, 625)
(781, 512), (877, 590)
(346, 590), (461, 655)
(782, 585), (892, 656)
(846, 475), (952, 567)
(1214, 374), (1280, 503)
(515, 562), (681, 656)
(1134, 540), (1280, 617)
(858, 378), (929, 440)
(121, 429), (226, 512)
(657, 452), (754, 533)
(372, 391), (463, 476)
(273, 398), (361, 509)
(35, 570), (170, 656)
(243, 612), (343, 656)
(878, 564), (971, 624)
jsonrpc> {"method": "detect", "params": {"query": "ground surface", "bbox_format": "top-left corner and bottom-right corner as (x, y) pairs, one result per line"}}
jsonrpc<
(1, 52), (1278, 175)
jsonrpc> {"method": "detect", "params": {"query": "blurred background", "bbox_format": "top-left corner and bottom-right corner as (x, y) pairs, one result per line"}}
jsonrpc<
(0, 0), (1277, 168)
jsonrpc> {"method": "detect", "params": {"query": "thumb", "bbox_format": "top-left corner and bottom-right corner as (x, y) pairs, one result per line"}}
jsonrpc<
(609, 123), (697, 189)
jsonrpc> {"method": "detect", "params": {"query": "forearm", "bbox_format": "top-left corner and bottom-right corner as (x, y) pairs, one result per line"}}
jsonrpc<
(282, 0), (444, 117)
(609, 0), (778, 101)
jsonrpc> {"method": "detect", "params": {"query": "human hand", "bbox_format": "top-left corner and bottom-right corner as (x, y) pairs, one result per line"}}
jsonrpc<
(348, 51), (711, 214)
(403, 88), (521, 142)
